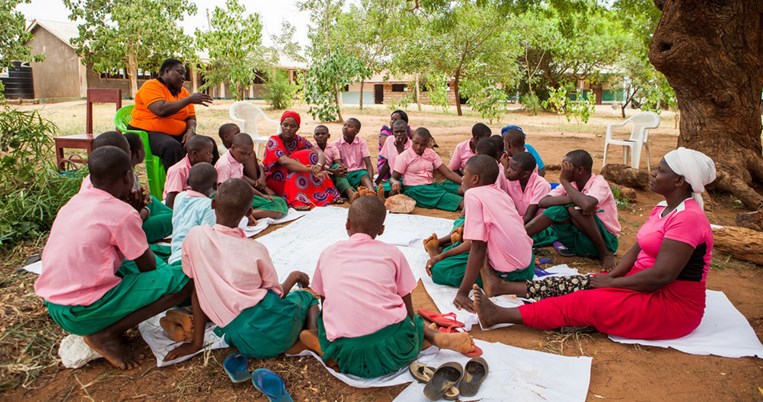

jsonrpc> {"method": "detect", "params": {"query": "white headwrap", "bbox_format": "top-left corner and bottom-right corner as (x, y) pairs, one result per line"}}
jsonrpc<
(663, 147), (716, 209)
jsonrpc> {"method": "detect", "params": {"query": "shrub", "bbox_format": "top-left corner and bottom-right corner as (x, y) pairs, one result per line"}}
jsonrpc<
(264, 70), (297, 110)
(520, 92), (541, 115)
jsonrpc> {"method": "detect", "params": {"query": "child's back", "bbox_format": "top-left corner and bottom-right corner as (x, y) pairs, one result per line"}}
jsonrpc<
(168, 163), (218, 265)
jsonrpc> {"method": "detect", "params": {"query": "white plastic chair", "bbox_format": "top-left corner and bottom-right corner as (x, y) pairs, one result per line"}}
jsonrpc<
(229, 102), (281, 157)
(602, 111), (660, 173)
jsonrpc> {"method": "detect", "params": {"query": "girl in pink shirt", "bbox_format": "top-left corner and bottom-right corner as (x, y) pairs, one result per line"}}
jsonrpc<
(300, 196), (479, 378)
(389, 128), (464, 211)
(376, 119), (412, 192)
(474, 149), (716, 341)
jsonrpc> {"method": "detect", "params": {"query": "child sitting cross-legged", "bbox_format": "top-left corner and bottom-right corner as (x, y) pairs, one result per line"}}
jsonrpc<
(35, 146), (191, 370)
(389, 128), (464, 211)
(375, 119), (412, 193)
(165, 179), (319, 361)
(505, 152), (556, 247)
(164, 135), (215, 209)
(334, 118), (376, 193)
(218, 123), (276, 197)
(215, 133), (289, 219)
(300, 196), (479, 379)
(313, 125), (356, 202)
(451, 155), (535, 311)
(166, 162), (217, 266)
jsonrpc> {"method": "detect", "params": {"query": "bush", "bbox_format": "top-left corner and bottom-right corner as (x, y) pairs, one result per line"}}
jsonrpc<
(520, 92), (541, 115)
(0, 107), (85, 248)
(264, 70), (297, 110)
(461, 79), (508, 123)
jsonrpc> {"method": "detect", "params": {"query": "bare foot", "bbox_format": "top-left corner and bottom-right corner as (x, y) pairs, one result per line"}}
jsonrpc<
(299, 330), (322, 356)
(84, 332), (143, 370)
(285, 339), (308, 355)
(159, 317), (193, 343)
(348, 191), (360, 204)
(473, 284), (501, 329)
(450, 226), (463, 244)
(479, 263), (503, 297)
(601, 254), (616, 272)
(423, 234), (440, 257)
(376, 186), (386, 201)
(432, 331), (476, 355)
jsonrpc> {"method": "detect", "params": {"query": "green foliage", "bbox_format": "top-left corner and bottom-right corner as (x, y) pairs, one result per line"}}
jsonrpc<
(0, 108), (85, 248)
(461, 80), (509, 123)
(195, 0), (275, 100)
(303, 49), (367, 121)
(610, 185), (632, 210)
(264, 70), (298, 110)
(64, 0), (196, 95)
(521, 92), (541, 115)
(423, 74), (451, 112)
(542, 86), (596, 124)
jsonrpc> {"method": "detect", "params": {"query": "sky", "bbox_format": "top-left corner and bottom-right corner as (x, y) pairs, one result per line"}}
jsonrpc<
(16, 0), (313, 49)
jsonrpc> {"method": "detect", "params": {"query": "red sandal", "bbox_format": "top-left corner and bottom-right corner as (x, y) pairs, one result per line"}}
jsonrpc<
(417, 309), (465, 328)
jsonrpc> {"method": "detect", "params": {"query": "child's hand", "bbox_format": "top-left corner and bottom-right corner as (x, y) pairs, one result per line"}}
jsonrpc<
(559, 161), (575, 183)
(425, 255), (443, 276)
(165, 342), (201, 362)
(285, 271), (310, 290)
(314, 171), (330, 181)
(391, 182), (401, 194)
(453, 293), (475, 313)
(125, 189), (147, 211)
(335, 165), (348, 176)
(500, 152), (510, 169)
(261, 194), (274, 201)
(246, 211), (257, 226)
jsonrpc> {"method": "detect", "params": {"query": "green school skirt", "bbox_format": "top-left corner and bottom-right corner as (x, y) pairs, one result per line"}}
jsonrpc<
(45, 257), (188, 336)
(318, 313), (425, 379)
(252, 195), (289, 216)
(330, 164), (353, 194)
(430, 217), (468, 287)
(543, 205), (619, 257)
(432, 252), (536, 288)
(440, 179), (462, 194)
(403, 183), (462, 211)
(531, 227), (558, 248)
(346, 169), (371, 190)
(214, 290), (317, 359)
(143, 196), (173, 243)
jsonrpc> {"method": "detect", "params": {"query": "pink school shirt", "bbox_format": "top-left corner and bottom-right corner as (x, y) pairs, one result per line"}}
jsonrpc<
(448, 140), (474, 172)
(164, 155), (192, 198)
(35, 188), (148, 306)
(463, 184), (533, 272)
(181, 224), (283, 327)
(507, 171), (551, 216)
(393, 147), (443, 187)
(79, 175), (92, 192)
(215, 151), (244, 183)
(548, 174), (621, 235)
(311, 233), (417, 341)
(321, 142), (341, 168)
(333, 136), (370, 172)
(379, 137), (412, 173)
(631, 199), (713, 282)
(494, 160), (511, 194)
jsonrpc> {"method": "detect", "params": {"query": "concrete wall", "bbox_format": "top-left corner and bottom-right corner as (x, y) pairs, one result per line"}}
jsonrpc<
(372, 82), (459, 105)
(27, 27), (83, 99)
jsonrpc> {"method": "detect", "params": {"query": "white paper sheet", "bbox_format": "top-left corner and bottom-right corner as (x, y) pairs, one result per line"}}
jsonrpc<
(610, 290), (763, 359)
(239, 208), (307, 238)
(393, 340), (592, 402)
(138, 309), (229, 367)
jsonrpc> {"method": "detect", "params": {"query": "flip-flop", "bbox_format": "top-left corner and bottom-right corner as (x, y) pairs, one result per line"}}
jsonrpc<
(553, 241), (575, 257)
(223, 353), (250, 383)
(459, 357), (489, 397)
(463, 344), (483, 358)
(417, 309), (465, 328)
(423, 362), (464, 401)
(251, 368), (293, 402)
(437, 325), (465, 333)
(409, 361), (436, 383)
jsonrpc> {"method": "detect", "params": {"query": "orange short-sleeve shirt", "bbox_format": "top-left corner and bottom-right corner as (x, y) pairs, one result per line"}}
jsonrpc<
(130, 79), (195, 136)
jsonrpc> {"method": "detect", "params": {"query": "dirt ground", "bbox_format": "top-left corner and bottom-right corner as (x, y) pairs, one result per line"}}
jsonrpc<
(2, 101), (762, 401)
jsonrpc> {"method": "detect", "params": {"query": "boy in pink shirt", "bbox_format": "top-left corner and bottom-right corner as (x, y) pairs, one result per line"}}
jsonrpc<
(390, 128), (464, 211)
(375, 119), (412, 192)
(448, 123), (492, 175)
(215, 133), (288, 218)
(35, 146), (191, 370)
(526, 150), (620, 271)
(164, 135), (214, 208)
(300, 196), (478, 378)
(314, 125), (356, 201)
(506, 152), (557, 248)
(448, 155), (535, 311)
(165, 179), (318, 361)
(218, 123), (274, 197)
(333, 118), (375, 191)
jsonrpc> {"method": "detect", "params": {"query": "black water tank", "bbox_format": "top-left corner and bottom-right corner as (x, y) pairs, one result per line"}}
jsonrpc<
(0, 61), (35, 99)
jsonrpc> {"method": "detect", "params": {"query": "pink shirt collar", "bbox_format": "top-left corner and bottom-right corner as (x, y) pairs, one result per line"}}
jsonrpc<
(185, 189), (209, 198)
(349, 232), (374, 241)
(213, 224), (245, 238)
(338, 136), (361, 145)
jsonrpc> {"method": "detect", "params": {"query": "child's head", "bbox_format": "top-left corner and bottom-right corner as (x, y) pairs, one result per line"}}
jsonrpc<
(218, 123), (241, 149)
(471, 123), (492, 142)
(123, 132), (145, 167)
(93, 131), (130, 154)
(475, 137), (500, 161)
(313, 125), (330, 146)
(186, 135), (214, 165)
(506, 152), (536, 182)
(187, 162), (218, 196)
(230, 133), (254, 163)
(346, 195), (386, 238)
(212, 178), (253, 226)
(564, 149), (594, 175)
(462, 154), (499, 191)
(390, 109), (409, 127)
(411, 127), (432, 156)
(342, 118), (361, 141)
(502, 125), (526, 157)
(391, 119), (409, 144)
(88, 146), (133, 197)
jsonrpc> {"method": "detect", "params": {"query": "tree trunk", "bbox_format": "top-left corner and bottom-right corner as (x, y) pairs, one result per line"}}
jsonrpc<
(649, 0), (763, 211)
(333, 83), (344, 123)
(712, 226), (763, 266)
(454, 71), (462, 116)
(359, 79), (365, 110)
(127, 53), (138, 99)
(415, 74), (422, 112)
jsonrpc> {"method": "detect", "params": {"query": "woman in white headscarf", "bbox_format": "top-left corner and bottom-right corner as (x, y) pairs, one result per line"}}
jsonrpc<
(472, 148), (716, 340)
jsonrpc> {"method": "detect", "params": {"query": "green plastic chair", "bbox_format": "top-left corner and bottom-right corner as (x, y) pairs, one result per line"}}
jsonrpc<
(114, 105), (166, 199)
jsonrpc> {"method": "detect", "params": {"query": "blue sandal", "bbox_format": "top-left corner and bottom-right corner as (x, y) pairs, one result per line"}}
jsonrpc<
(223, 353), (250, 383)
(251, 368), (293, 402)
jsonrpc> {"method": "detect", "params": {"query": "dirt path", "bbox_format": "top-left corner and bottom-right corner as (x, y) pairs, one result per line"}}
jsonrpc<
(3, 102), (762, 401)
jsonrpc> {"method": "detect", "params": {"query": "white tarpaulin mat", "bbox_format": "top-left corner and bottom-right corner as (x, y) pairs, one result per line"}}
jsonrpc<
(610, 290), (763, 358)
(138, 309), (229, 367)
(393, 340), (592, 402)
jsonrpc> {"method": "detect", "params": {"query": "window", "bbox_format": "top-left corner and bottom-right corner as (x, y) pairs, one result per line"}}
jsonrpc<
(392, 84), (406, 92)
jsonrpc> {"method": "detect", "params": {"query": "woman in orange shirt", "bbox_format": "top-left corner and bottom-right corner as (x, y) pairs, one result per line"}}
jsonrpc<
(129, 58), (214, 170)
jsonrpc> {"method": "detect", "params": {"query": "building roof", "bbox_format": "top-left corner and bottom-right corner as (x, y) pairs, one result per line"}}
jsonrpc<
(27, 19), (78, 49)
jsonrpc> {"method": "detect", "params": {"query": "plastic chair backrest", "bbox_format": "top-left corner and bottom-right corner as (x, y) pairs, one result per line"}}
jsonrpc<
(115, 104), (133, 131)
(114, 105), (166, 199)
(627, 112), (661, 142)
(229, 101), (281, 139)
